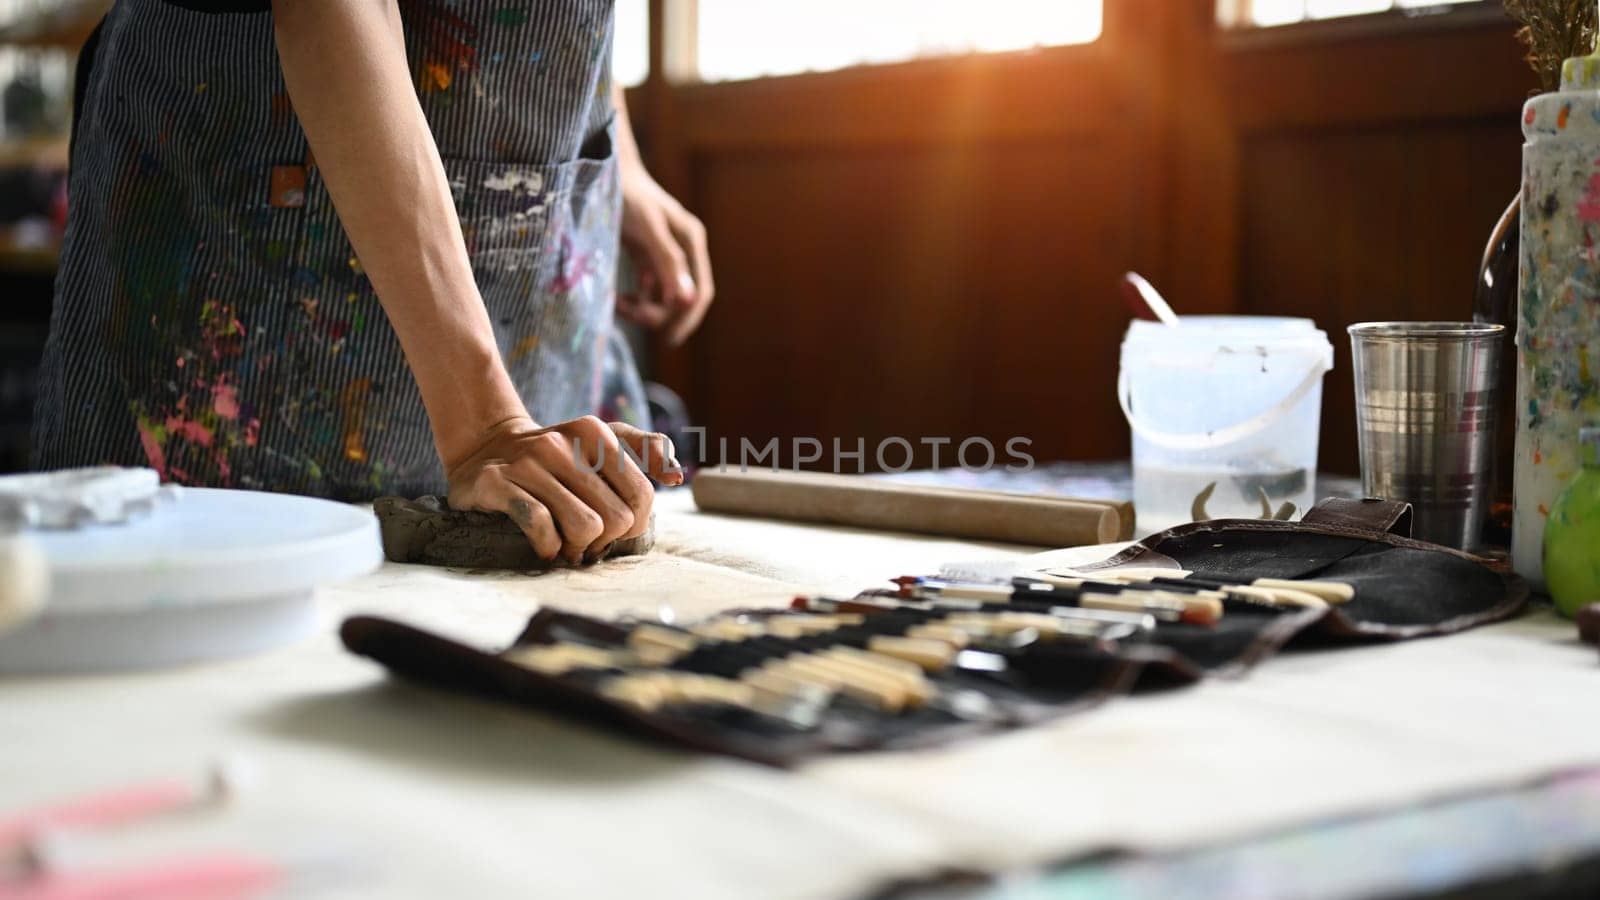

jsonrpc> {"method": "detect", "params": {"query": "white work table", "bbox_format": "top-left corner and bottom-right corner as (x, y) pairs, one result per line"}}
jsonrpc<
(3, 489), (1598, 899)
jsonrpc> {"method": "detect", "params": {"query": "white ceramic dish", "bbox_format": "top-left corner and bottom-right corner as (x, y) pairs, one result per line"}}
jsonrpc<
(0, 487), (382, 674)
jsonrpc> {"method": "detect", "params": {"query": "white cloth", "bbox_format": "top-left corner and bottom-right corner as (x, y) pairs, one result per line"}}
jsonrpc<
(2, 489), (1597, 899)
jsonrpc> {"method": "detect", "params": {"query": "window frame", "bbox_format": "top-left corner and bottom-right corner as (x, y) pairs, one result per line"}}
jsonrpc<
(657, 0), (1109, 87)
(1217, 0), (1509, 49)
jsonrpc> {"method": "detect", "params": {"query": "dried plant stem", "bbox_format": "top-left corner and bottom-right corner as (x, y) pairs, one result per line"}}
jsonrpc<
(1506, 0), (1599, 90)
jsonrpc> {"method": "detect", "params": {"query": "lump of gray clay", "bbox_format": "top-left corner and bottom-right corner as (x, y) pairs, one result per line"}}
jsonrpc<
(373, 496), (655, 570)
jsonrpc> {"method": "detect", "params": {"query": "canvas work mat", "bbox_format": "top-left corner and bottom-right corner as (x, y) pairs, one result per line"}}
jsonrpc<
(1, 489), (1597, 899)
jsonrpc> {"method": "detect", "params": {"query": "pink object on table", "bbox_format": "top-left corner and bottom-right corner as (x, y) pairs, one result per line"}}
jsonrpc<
(0, 853), (280, 900)
(0, 780), (201, 848)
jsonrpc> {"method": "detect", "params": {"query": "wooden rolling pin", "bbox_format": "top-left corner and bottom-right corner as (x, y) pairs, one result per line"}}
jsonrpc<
(691, 469), (1126, 547)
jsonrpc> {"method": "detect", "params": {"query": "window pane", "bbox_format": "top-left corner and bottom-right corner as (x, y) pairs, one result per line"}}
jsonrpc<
(1228, 0), (1481, 27)
(695, 0), (1102, 83)
(1250, 0), (1307, 25)
(1305, 0), (1390, 18)
(614, 0), (649, 87)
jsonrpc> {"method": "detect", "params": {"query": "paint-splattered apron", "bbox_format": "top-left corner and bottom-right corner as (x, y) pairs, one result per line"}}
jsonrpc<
(32, 0), (649, 501)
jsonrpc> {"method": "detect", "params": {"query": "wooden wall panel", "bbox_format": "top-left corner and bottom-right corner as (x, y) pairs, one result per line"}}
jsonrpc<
(688, 138), (1137, 467)
(1240, 120), (1524, 474)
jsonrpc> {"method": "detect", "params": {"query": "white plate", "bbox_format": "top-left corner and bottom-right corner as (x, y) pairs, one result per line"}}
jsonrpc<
(0, 488), (382, 674)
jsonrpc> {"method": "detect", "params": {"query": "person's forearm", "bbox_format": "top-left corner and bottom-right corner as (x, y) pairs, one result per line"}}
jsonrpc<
(273, 0), (524, 466)
(613, 83), (644, 172)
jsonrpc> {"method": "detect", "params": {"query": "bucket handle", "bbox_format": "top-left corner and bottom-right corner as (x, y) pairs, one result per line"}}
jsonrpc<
(1117, 357), (1331, 451)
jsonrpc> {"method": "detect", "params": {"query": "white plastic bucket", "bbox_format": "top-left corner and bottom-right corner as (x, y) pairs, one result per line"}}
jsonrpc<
(1119, 316), (1335, 533)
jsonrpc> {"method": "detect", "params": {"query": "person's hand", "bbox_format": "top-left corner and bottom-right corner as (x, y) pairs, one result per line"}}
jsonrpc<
(618, 165), (715, 346)
(446, 415), (683, 563)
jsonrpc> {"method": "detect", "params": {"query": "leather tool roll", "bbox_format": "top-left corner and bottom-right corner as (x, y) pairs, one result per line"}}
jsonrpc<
(341, 497), (1526, 766)
(691, 469), (1123, 547)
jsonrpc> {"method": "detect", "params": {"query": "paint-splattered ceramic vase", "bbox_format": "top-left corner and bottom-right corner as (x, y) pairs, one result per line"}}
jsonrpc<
(1516, 54), (1600, 587)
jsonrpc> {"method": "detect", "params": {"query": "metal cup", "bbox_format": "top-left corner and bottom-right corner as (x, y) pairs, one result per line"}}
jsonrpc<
(1348, 322), (1505, 550)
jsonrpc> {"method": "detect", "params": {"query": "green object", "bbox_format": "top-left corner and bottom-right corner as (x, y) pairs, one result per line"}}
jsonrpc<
(1544, 427), (1600, 617)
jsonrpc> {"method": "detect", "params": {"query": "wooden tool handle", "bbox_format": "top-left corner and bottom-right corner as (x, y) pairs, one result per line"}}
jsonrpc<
(690, 469), (1120, 547)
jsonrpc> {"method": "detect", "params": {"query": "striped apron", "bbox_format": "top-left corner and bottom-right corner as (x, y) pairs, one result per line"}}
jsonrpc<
(32, 0), (649, 501)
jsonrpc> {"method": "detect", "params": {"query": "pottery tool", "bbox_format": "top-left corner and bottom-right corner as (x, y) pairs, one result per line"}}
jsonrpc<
(505, 640), (831, 724)
(0, 468), (382, 674)
(1026, 572), (1316, 612)
(1103, 578), (1325, 611)
(1120, 272), (1181, 327)
(515, 607), (1040, 720)
(897, 576), (1223, 626)
(510, 623), (936, 716)
(691, 468), (1123, 547)
(934, 557), (1299, 611)
(1040, 566), (1354, 606)
(634, 619), (952, 712)
(795, 594), (1154, 641)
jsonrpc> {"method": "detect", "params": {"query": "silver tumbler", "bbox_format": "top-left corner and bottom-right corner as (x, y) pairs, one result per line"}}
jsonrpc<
(1348, 322), (1505, 550)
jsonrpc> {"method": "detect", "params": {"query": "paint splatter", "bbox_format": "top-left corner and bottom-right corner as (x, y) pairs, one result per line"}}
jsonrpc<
(483, 169), (544, 193)
(165, 416), (214, 448)
(550, 234), (597, 292)
(136, 416), (168, 478)
(511, 334), (540, 360)
(213, 382), (240, 420)
(421, 62), (453, 92)
(1577, 173), (1600, 223)
(339, 378), (373, 464)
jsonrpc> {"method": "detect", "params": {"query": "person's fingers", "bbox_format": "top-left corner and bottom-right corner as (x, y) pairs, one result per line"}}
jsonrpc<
(617, 289), (669, 328)
(563, 458), (636, 557)
(501, 487), (562, 561)
(538, 417), (638, 557)
(641, 213), (695, 306)
(665, 289), (713, 346)
(591, 442), (654, 542)
(671, 209), (714, 309)
(516, 460), (605, 564)
(448, 465), (563, 561)
(610, 421), (683, 486)
(665, 211), (715, 346)
(446, 462), (508, 516)
(637, 269), (675, 324)
(551, 458), (636, 559)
